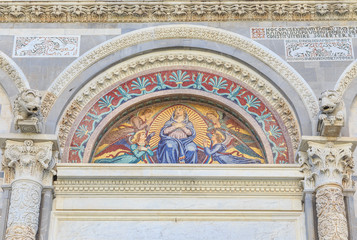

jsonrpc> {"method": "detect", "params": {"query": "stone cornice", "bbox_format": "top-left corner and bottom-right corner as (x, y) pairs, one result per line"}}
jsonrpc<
(0, 1), (356, 23)
(54, 164), (303, 195)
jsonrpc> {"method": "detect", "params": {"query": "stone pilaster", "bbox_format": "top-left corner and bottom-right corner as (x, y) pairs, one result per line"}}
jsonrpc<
(2, 139), (56, 240)
(299, 139), (356, 240)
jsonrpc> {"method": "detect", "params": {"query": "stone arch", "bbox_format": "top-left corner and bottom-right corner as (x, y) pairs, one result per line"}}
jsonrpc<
(335, 60), (357, 96)
(0, 84), (13, 133)
(58, 50), (300, 164)
(46, 24), (318, 120)
(0, 51), (29, 93)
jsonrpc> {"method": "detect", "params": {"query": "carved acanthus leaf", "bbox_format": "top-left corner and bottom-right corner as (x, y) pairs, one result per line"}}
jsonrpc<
(2, 140), (55, 183)
(299, 141), (354, 190)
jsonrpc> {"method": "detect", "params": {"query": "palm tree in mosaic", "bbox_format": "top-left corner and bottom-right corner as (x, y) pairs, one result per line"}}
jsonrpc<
(169, 70), (190, 88)
(243, 95), (261, 110)
(131, 77), (151, 94)
(75, 125), (89, 138)
(268, 125), (282, 139)
(98, 95), (116, 110)
(208, 76), (228, 94)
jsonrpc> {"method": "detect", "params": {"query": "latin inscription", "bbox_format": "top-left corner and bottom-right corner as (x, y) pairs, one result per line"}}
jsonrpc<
(251, 26), (357, 40)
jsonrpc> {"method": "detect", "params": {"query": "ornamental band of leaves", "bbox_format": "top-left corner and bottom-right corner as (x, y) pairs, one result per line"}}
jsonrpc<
(0, 2), (357, 22)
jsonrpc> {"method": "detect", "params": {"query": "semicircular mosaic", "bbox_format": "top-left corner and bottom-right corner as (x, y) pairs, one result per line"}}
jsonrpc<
(93, 103), (265, 164)
(68, 69), (291, 164)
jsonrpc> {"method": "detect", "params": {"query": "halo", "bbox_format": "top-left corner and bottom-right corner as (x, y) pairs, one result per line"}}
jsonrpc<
(205, 110), (219, 119)
(148, 104), (209, 148)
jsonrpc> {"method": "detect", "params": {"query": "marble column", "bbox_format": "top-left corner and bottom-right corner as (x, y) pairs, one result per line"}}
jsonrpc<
(2, 139), (56, 240)
(299, 141), (354, 240)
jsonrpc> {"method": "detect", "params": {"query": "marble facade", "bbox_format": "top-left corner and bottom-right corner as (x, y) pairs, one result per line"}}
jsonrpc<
(0, 0), (356, 240)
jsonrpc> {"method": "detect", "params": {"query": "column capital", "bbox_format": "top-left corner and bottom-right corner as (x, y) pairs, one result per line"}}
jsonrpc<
(0, 134), (59, 184)
(297, 136), (357, 192)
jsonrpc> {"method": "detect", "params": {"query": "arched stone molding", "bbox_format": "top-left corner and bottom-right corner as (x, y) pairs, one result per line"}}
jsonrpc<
(0, 84), (12, 133)
(335, 60), (357, 96)
(57, 50), (300, 164)
(0, 51), (29, 93)
(45, 24), (318, 120)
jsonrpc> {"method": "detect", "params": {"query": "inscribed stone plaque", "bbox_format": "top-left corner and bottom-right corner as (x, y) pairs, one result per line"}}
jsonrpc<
(251, 26), (357, 40)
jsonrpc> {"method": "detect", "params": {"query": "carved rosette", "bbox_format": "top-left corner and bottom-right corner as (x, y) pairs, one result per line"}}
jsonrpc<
(2, 140), (56, 240)
(316, 187), (348, 240)
(299, 141), (354, 240)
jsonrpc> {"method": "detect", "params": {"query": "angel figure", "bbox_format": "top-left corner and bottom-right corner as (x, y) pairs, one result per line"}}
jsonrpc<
(205, 110), (263, 159)
(203, 130), (261, 164)
(95, 130), (154, 163)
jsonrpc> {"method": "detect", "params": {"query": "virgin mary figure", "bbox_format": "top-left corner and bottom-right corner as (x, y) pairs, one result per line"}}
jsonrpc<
(157, 107), (198, 163)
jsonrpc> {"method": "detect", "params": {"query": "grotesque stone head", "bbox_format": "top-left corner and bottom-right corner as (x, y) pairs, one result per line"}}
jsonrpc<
(319, 90), (341, 114)
(14, 89), (43, 133)
(19, 90), (42, 115)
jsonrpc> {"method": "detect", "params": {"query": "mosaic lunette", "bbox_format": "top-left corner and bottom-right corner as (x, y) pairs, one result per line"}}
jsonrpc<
(93, 103), (264, 164)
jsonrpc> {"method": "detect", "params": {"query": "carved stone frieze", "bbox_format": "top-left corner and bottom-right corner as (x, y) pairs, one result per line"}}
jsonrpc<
(335, 60), (357, 96)
(0, 2), (356, 23)
(299, 141), (354, 191)
(54, 178), (303, 195)
(46, 25), (318, 121)
(2, 140), (56, 183)
(13, 90), (43, 133)
(56, 50), (300, 153)
(317, 90), (345, 137)
(316, 186), (348, 240)
(40, 91), (56, 119)
(0, 51), (29, 92)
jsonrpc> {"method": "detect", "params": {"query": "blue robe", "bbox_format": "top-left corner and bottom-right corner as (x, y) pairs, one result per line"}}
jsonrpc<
(204, 143), (261, 164)
(96, 144), (153, 163)
(157, 114), (197, 164)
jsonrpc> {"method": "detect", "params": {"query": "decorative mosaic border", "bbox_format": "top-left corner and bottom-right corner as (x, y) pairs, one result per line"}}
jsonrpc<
(0, 1), (357, 23)
(57, 50), (300, 163)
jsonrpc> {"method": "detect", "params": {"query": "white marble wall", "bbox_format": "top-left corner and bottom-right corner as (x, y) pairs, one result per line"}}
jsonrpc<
(49, 165), (306, 240)
(54, 220), (301, 240)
